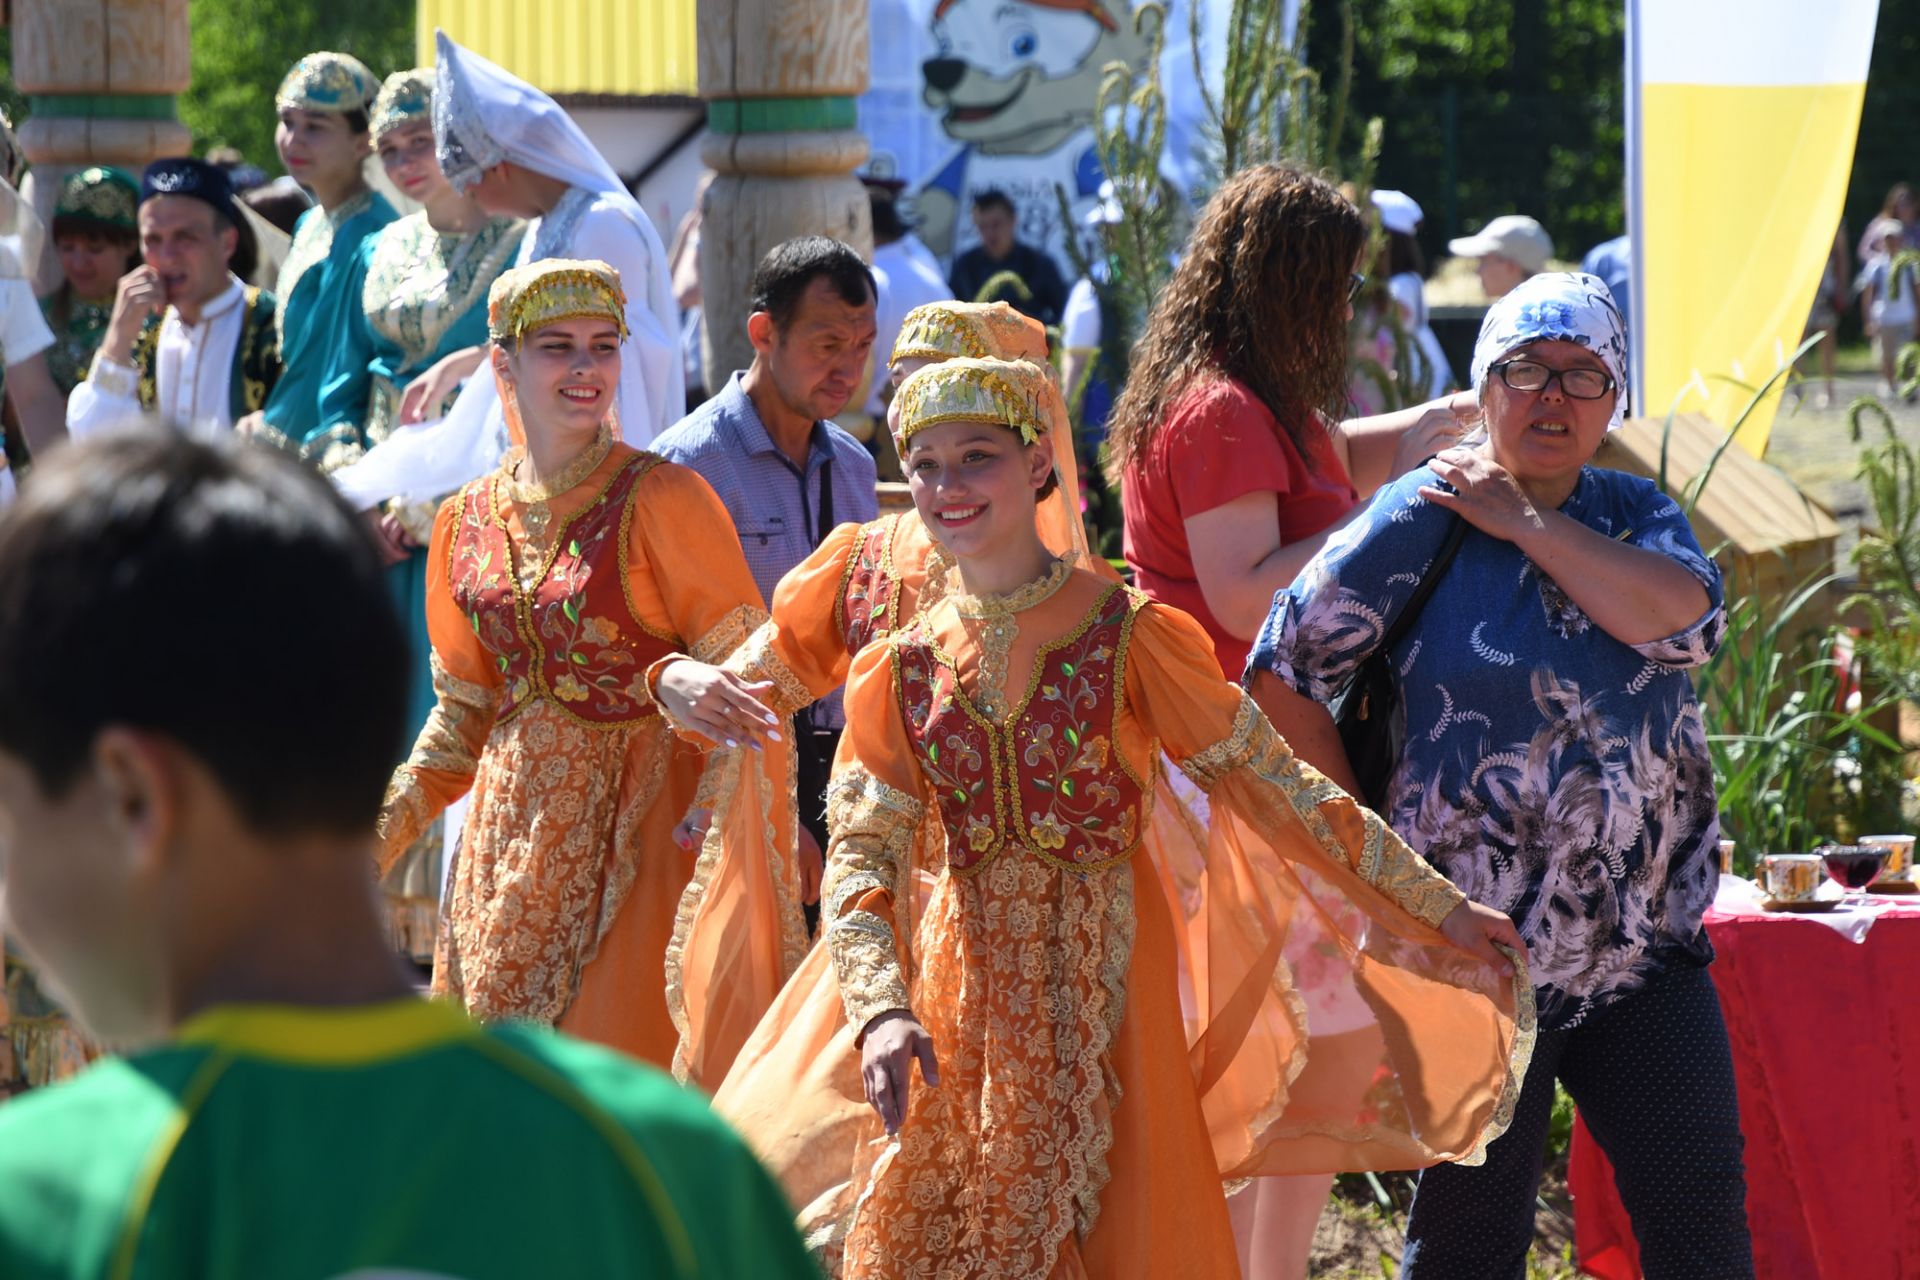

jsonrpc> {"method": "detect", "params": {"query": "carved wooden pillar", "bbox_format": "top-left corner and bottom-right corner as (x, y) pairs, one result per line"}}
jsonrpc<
(11, 0), (192, 287)
(698, 0), (872, 388)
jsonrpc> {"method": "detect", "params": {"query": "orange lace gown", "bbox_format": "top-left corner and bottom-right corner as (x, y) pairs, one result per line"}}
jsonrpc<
(668, 509), (1119, 1081)
(379, 440), (803, 1070)
(716, 565), (1535, 1278)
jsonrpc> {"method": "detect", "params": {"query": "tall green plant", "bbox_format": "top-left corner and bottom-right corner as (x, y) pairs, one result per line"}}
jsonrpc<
(1695, 567), (1899, 863)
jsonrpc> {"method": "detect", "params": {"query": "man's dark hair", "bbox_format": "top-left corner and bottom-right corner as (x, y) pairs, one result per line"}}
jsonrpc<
(972, 189), (1015, 217)
(343, 109), (371, 135)
(0, 432), (409, 836)
(220, 206), (259, 282)
(748, 236), (876, 331)
(242, 185), (310, 237)
(869, 193), (909, 245)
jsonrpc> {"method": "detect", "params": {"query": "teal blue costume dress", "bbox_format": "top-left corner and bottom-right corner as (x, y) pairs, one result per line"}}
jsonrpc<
(320, 209), (524, 739)
(260, 189), (397, 465)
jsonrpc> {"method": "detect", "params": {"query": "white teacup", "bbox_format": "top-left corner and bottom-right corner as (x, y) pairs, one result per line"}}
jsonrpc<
(1760, 853), (1824, 902)
(1859, 834), (1916, 884)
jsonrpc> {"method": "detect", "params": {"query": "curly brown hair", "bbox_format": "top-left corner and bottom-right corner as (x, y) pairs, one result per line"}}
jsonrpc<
(1103, 164), (1364, 485)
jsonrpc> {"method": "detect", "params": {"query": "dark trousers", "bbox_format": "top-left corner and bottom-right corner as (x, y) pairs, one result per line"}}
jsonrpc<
(793, 719), (841, 935)
(1402, 964), (1754, 1280)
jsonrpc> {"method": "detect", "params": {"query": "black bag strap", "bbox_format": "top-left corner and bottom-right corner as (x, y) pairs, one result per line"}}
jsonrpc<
(1376, 514), (1468, 658)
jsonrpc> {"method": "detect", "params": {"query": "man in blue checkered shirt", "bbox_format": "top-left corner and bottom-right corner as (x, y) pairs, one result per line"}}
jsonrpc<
(652, 237), (880, 910)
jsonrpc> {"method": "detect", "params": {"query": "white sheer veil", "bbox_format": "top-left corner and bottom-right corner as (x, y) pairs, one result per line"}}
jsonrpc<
(333, 31), (681, 511)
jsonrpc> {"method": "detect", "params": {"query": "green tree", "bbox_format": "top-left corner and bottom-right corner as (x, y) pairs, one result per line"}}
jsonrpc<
(181, 0), (416, 171)
(1305, 0), (1626, 260)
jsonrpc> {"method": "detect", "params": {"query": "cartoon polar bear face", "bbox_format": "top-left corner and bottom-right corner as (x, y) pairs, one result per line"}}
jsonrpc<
(922, 0), (1160, 156)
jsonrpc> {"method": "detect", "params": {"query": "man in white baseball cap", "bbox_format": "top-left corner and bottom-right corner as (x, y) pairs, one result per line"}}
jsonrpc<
(1448, 213), (1553, 299)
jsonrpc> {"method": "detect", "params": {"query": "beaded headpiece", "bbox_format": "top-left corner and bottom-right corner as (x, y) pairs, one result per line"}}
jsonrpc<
(54, 166), (139, 237)
(369, 69), (434, 142)
(487, 258), (629, 344)
(894, 356), (1062, 450)
(275, 52), (381, 117)
(891, 300), (1048, 366)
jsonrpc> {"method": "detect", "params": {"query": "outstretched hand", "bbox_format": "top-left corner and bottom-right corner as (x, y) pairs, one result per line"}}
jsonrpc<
(655, 660), (782, 749)
(860, 1010), (940, 1135)
(1439, 898), (1527, 976)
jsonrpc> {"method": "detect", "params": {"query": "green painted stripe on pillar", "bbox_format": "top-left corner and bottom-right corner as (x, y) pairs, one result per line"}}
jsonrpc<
(26, 93), (179, 121)
(707, 96), (857, 134)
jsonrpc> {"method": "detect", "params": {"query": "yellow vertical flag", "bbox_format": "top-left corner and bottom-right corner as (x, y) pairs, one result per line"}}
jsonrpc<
(1630, 0), (1879, 454)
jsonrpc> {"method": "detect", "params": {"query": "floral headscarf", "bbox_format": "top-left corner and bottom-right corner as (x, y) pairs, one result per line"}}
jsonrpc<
(1471, 271), (1629, 430)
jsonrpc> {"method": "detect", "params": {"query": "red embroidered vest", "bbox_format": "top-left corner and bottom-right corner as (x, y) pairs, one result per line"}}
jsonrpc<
(448, 452), (679, 726)
(894, 584), (1149, 874)
(837, 517), (905, 656)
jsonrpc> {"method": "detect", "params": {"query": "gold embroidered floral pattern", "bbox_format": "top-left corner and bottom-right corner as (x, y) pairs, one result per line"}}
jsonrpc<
(433, 701), (674, 1026)
(836, 516), (906, 654)
(450, 449), (682, 726)
(378, 656), (501, 869)
(893, 583), (1146, 876)
(841, 850), (1137, 1278)
(724, 618), (815, 718)
(952, 553), (1075, 723)
(821, 767), (925, 1032)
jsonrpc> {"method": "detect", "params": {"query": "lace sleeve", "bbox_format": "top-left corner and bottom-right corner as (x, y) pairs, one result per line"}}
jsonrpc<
(1181, 696), (1467, 928)
(722, 617), (817, 718)
(822, 766), (924, 1035)
(377, 656), (500, 873)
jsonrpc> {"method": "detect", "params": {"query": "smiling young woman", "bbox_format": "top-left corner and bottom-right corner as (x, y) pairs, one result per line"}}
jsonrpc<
(712, 355), (1533, 1278)
(375, 259), (805, 1072)
(318, 69), (526, 960)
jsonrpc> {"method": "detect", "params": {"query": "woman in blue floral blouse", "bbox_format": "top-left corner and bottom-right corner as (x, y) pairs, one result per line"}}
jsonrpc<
(1247, 273), (1753, 1278)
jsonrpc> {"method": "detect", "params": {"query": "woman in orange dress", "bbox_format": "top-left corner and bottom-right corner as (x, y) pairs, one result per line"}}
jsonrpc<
(658, 301), (1105, 1084)
(717, 356), (1536, 1277)
(377, 258), (803, 1068)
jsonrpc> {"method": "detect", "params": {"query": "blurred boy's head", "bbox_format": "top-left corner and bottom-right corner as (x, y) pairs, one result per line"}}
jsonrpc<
(0, 433), (407, 1044)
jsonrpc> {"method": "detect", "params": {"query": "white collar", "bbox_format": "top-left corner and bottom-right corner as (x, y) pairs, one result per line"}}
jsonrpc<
(174, 275), (247, 330)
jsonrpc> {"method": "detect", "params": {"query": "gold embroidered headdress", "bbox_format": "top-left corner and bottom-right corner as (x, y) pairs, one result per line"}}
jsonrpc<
(54, 166), (139, 237)
(487, 259), (629, 344)
(892, 300), (1048, 366)
(369, 68), (434, 142)
(894, 356), (1064, 450)
(275, 52), (381, 116)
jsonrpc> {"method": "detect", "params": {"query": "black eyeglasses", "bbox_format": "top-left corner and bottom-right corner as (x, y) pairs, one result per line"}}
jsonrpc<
(1348, 272), (1367, 301)
(1488, 358), (1615, 401)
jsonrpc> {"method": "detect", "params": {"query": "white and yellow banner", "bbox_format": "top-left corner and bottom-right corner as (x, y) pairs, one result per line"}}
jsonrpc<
(1629, 0), (1879, 454)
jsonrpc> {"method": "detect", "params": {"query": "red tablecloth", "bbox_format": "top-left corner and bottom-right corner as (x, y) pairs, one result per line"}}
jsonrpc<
(1569, 904), (1920, 1279)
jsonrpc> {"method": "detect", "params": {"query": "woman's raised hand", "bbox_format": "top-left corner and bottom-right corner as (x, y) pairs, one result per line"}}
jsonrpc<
(861, 1010), (940, 1135)
(1419, 447), (1543, 544)
(399, 346), (488, 424)
(654, 660), (782, 749)
(1388, 397), (1481, 480)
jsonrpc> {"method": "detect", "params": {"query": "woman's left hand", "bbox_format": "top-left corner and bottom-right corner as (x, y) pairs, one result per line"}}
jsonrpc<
(1419, 447), (1543, 544)
(1439, 899), (1527, 976)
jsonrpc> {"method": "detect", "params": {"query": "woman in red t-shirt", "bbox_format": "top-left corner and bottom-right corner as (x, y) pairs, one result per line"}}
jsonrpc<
(1109, 165), (1470, 683)
(1107, 164), (1473, 1279)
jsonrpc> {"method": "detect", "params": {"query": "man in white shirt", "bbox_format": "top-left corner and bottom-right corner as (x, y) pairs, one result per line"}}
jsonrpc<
(68, 159), (281, 440)
(864, 187), (952, 423)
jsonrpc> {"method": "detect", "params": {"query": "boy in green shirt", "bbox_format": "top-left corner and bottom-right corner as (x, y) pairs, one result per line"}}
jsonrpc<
(0, 432), (815, 1279)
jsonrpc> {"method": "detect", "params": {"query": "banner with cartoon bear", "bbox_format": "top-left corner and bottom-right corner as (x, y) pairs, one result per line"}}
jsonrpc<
(861, 0), (1287, 275)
